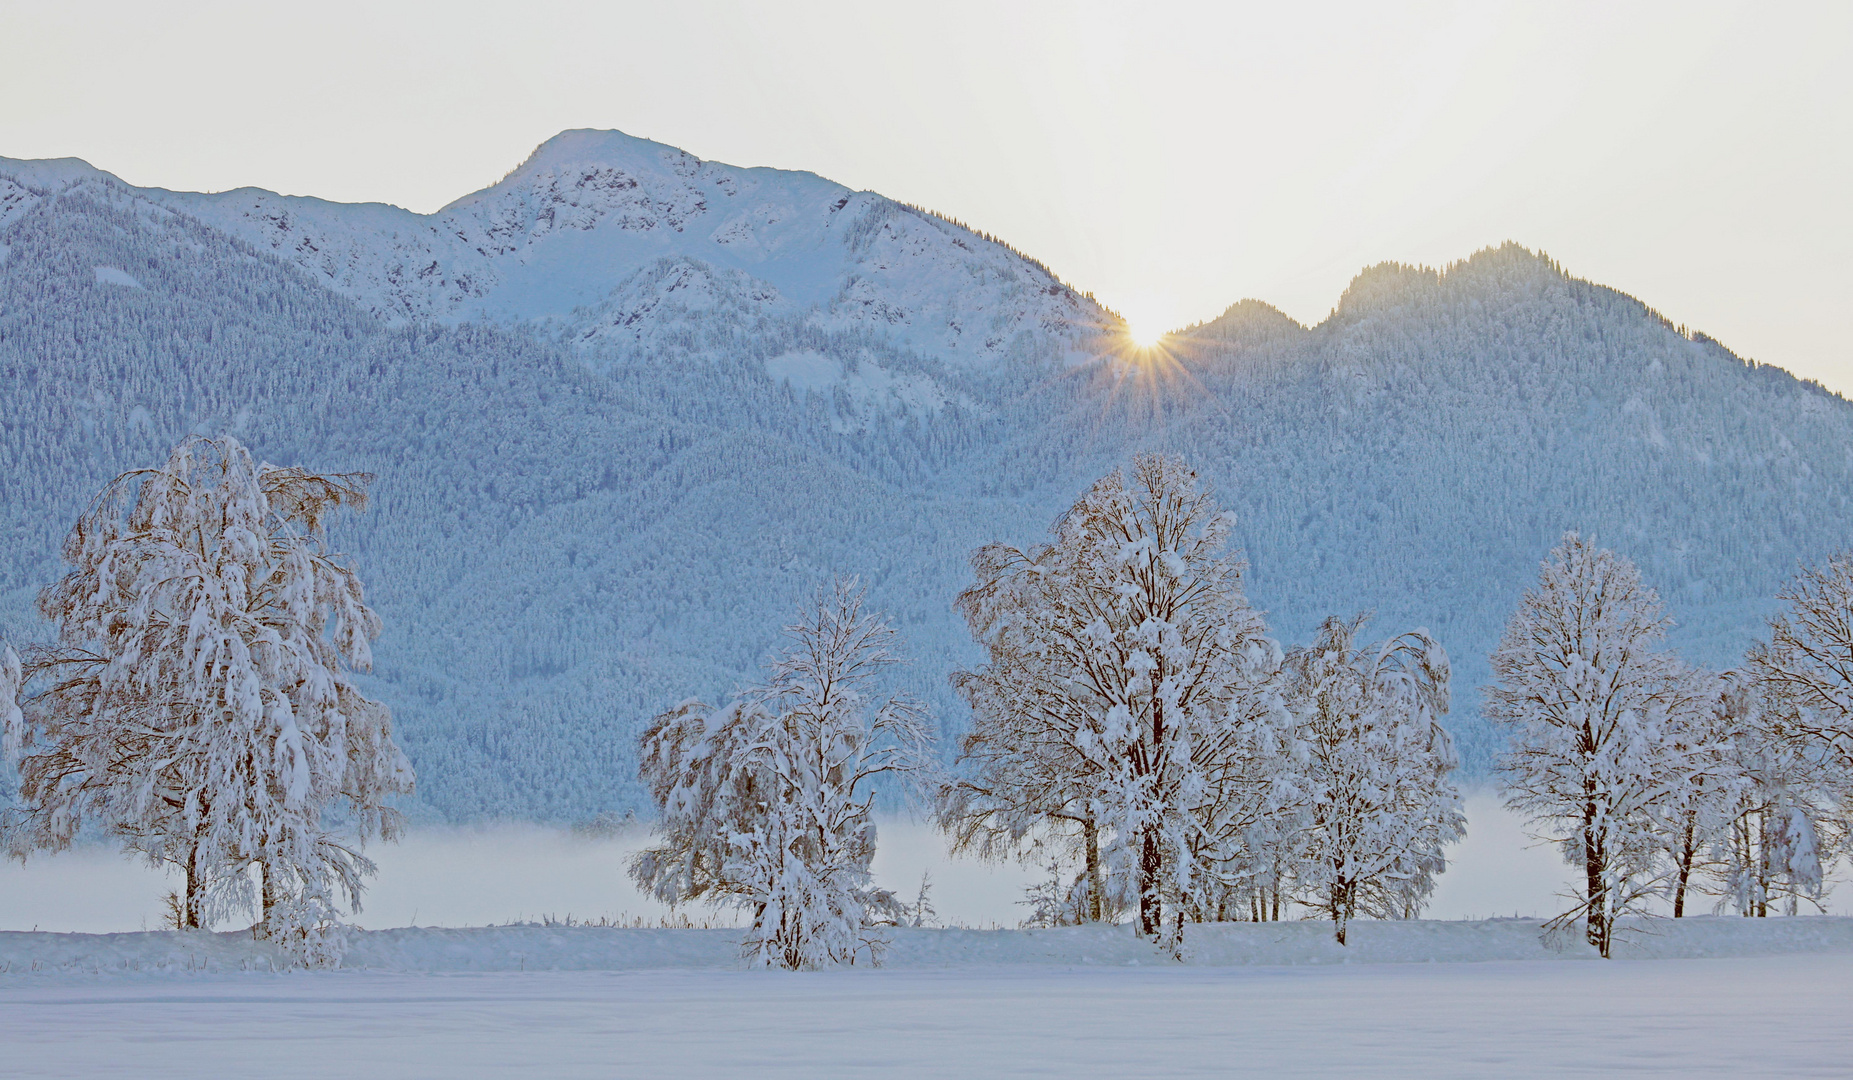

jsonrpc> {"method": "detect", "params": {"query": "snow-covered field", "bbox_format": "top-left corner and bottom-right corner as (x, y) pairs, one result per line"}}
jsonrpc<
(2, 942), (1849, 1078)
(7, 797), (1850, 1076)
(6, 915), (1853, 975)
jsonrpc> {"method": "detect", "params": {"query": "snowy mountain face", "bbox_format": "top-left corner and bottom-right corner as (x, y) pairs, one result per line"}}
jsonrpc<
(0, 130), (1108, 385)
(3, 134), (1851, 822)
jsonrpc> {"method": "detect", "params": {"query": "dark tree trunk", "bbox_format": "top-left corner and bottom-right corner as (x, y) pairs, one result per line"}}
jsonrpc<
(1139, 689), (1165, 939)
(1584, 798), (1609, 957)
(184, 842), (203, 930)
(1332, 878), (1350, 946)
(1138, 825), (1162, 938)
(1672, 812), (1697, 918)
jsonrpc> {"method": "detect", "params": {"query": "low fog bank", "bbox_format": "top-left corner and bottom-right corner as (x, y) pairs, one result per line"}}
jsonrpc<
(1, 794), (1840, 934)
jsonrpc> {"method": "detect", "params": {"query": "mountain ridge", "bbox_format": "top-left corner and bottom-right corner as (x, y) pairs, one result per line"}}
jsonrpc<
(0, 130), (1112, 379)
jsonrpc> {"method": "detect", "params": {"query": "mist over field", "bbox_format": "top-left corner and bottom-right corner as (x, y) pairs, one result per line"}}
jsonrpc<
(5, 794), (1840, 936)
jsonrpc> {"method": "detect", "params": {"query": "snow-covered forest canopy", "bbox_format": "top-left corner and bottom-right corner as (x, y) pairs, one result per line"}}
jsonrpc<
(2, 131), (1851, 827)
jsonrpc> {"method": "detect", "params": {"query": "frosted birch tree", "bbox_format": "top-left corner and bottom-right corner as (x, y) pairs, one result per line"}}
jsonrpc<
(1486, 533), (1712, 957)
(1282, 615), (1465, 943)
(941, 454), (1290, 948)
(631, 580), (934, 969)
(0, 436), (412, 958)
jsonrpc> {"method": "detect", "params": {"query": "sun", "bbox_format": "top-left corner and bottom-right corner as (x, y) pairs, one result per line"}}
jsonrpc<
(1126, 319), (1164, 350)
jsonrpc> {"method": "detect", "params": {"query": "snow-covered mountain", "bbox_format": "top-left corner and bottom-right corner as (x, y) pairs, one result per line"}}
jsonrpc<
(0, 130), (1111, 373)
(2, 133), (1849, 822)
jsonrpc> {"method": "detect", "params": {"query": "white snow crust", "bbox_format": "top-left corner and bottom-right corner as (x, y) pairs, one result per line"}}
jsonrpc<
(1, 951), (1848, 1078)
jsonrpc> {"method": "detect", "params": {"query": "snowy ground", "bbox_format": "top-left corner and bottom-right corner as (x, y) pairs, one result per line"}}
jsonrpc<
(7, 796), (1851, 1077)
(2, 951), (1849, 1078)
(5, 916), (1853, 975)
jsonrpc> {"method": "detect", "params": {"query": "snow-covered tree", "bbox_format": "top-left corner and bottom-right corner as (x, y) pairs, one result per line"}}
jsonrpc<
(0, 436), (412, 957)
(1695, 673), (1843, 916)
(941, 454), (1290, 948)
(1748, 554), (1853, 777)
(631, 580), (934, 969)
(1486, 533), (1713, 956)
(939, 548), (1110, 923)
(1281, 615), (1465, 943)
(1655, 670), (1733, 918)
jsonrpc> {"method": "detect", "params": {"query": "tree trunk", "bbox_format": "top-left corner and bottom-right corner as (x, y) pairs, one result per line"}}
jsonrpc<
(1672, 812), (1696, 918)
(1083, 813), (1104, 924)
(184, 842), (203, 930)
(1755, 811), (1770, 918)
(1139, 686), (1165, 939)
(1138, 825), (1162, 938)
(259, 859), (277, 936)
(1332, 878), (1350, 946)
(1584, 800), (1608, 957)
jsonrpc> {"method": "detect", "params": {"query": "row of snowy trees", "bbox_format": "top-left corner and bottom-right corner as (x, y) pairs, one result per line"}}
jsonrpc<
(635, 455), (1466, 962)
(9, 436), (1848, 969)
(935, 454), (1462, 951)
(631, 455), (1853, 968)
(1489, 534), (1853, 956)
(1, 436), (411, 964)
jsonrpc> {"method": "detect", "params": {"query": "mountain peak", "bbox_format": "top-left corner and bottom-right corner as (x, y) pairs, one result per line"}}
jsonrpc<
(1334, 243), (1566, 318)
(0, 154), (117, 193)
(497, 129), (703, 189)
(1189, 299), (1305, 346)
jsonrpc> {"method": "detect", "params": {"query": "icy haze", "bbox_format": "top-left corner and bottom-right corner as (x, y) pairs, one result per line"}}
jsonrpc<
(2, 131), (1848, 822)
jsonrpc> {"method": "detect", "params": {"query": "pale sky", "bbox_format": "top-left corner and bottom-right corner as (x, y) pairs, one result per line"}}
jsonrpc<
(3, 1), (1848, 389)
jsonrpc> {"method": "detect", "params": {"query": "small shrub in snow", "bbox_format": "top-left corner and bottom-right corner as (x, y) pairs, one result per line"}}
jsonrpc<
(905, 872), (939, 929)
(1017, 857), (1136, 928)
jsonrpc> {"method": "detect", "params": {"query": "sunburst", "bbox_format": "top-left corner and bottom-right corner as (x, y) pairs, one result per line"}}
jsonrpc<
(1126, 319), (1164, 349)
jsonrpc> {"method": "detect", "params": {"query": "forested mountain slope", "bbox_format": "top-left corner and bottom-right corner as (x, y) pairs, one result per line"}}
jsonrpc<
(1, 136), (1847, 821)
